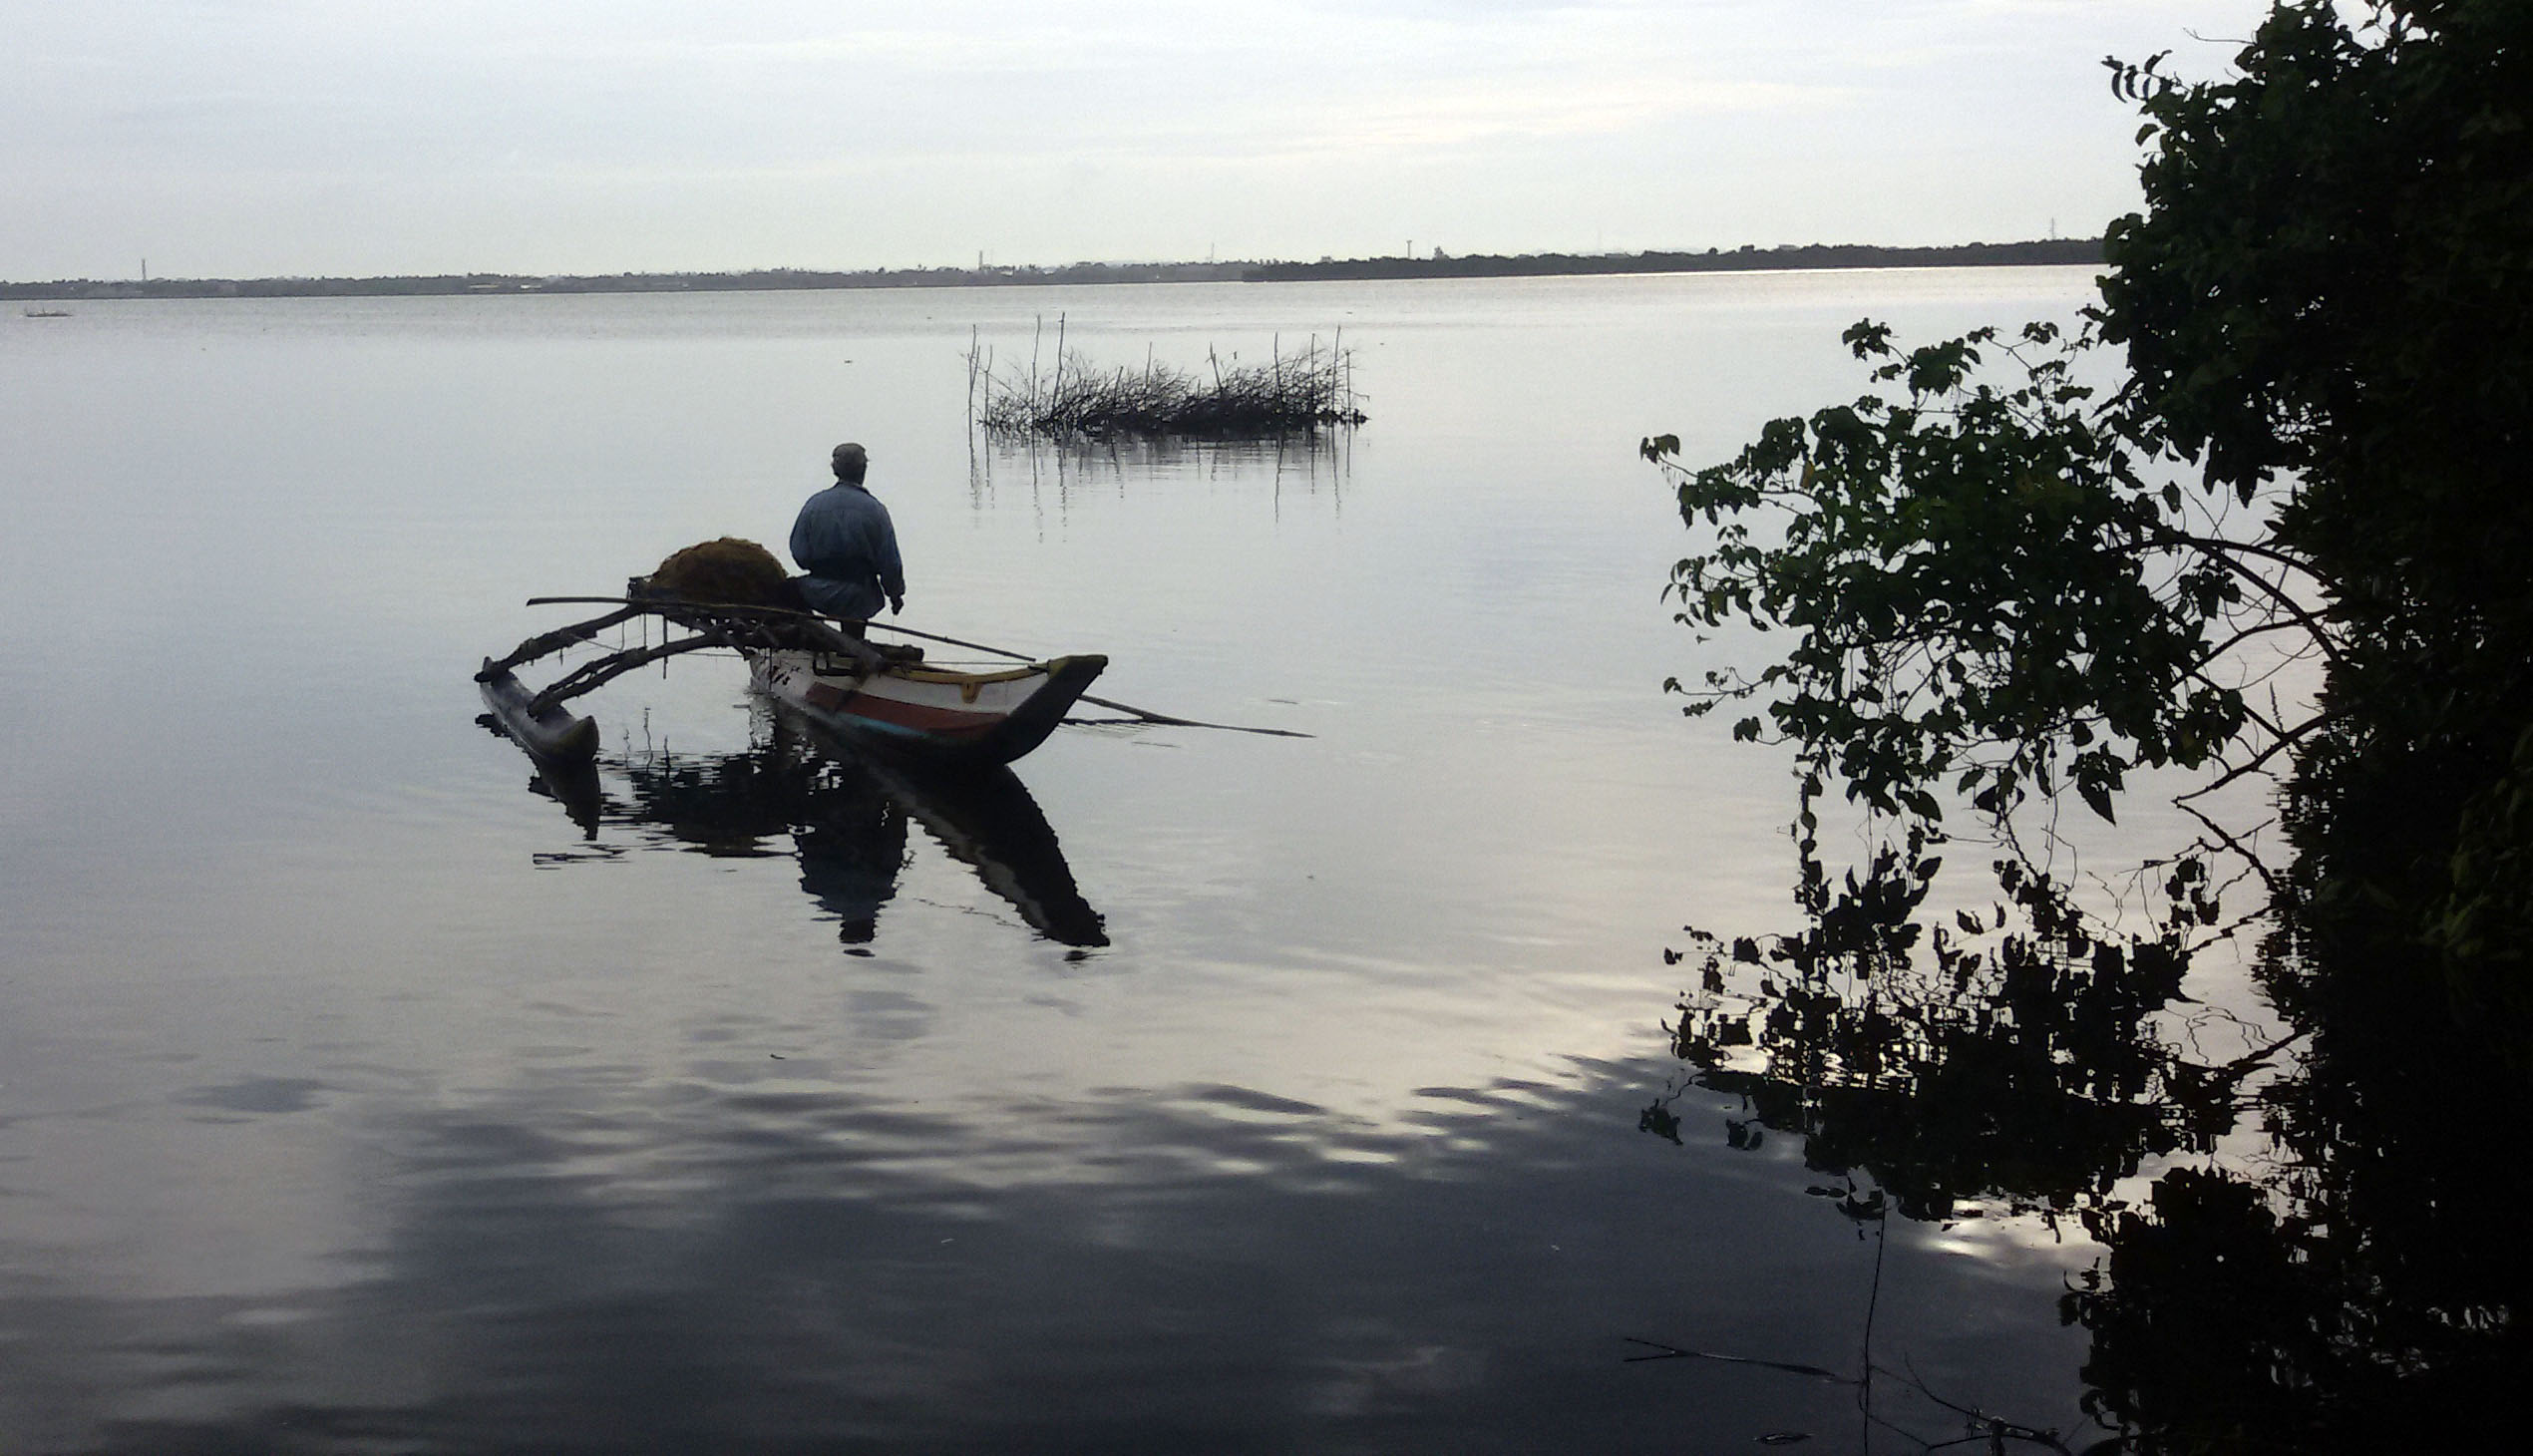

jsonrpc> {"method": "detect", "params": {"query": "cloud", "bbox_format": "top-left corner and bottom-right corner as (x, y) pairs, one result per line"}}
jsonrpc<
(0, 0), (2277, 274)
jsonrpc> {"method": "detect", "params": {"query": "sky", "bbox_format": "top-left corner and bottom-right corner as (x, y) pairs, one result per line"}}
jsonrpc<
(1, 0), (2277, 280)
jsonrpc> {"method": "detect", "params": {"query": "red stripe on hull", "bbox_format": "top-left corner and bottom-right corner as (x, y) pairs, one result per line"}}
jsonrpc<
(835, 692), (1001, 738)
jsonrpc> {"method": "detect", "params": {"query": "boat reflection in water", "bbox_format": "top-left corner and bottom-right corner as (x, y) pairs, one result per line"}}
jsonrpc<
(497, 708), (1106, 948)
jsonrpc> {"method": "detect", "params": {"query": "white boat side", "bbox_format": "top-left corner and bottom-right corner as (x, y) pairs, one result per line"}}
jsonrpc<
(747, 648), (1107, 765)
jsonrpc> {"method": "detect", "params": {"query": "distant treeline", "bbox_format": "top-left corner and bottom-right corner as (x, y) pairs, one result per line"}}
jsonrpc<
(2, 238), (2102, 302)
(0, 262), (1248, 301)
(1246, 237), (2103, 281)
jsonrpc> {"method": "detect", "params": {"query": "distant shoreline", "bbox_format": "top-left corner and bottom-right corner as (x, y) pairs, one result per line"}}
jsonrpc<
(5, 237), (2102, 302)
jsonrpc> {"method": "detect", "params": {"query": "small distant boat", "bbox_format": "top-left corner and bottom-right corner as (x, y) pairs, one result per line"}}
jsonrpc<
(21, 308), (71, 318)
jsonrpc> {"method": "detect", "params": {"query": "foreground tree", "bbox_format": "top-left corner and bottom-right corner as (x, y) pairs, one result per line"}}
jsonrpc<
(1643, 3), (2533, 1448)
(1645, 0), (2533, 1031)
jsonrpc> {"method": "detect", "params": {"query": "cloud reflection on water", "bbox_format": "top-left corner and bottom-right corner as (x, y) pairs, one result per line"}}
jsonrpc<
(0, 273), (2131, 1453)
(5, 1057), (2090, 1454)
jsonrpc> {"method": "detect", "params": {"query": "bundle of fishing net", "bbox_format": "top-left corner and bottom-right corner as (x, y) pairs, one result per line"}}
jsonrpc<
(640, 538), (793, 606)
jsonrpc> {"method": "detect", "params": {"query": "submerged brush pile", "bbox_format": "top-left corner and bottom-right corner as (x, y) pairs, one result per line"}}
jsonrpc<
(969, 322), (1364, 439)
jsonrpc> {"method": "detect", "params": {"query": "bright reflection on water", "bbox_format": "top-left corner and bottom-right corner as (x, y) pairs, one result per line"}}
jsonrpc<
(4, 270), (2117, 1452)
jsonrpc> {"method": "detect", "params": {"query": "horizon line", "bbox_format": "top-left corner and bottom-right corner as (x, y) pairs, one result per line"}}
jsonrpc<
(4, 236), (2106, 295)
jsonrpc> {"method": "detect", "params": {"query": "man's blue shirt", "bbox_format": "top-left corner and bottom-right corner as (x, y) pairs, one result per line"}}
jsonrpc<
(790, 482), (904, 620)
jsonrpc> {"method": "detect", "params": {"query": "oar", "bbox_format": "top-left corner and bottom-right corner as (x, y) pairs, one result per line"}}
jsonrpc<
(861, 620), (1313, 739)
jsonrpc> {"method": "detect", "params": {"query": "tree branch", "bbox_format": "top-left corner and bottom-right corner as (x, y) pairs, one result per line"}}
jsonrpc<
(2148, 532), (2346, 665)
(2175, 709), (2337, 804)
(2175, 796), (2287, 904)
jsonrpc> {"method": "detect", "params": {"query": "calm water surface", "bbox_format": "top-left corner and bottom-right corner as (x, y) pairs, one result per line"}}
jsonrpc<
(2, 270), (2138, 1452)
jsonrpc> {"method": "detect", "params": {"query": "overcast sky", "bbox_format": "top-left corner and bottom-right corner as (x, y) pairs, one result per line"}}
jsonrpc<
(2, 0), (2275, 280)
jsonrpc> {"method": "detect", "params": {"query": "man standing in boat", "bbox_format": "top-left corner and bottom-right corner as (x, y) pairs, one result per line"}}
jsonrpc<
(789, 442), (905, 632)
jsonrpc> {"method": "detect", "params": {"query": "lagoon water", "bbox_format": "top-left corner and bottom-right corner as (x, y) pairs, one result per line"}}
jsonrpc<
(2, 268), (2137, 1451)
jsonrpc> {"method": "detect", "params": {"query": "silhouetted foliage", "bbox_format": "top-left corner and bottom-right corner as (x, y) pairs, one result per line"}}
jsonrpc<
(1645, 318), (2255, 836)
(1644, 0), (2532, 1033)
(1645, 3), (2533, 1448)
(2103, 0), (2533, 1032)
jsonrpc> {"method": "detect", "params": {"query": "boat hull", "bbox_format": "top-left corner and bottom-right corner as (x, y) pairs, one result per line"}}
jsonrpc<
(747, 648), (1106, 767)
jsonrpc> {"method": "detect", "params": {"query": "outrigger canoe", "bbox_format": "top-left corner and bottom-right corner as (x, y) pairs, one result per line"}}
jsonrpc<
(477, 592), (1107, 771)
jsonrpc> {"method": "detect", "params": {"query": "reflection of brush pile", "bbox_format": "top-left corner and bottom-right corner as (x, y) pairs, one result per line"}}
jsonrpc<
(971, 338), (1364, 439)
(643, 538), (792, 605)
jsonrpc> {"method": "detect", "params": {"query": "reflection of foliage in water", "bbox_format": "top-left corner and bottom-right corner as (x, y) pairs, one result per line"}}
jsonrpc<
(2059, 923), (2533, 1453)
(1653, 816), (2532, 1449)
(1653, 816), (2248, 1226)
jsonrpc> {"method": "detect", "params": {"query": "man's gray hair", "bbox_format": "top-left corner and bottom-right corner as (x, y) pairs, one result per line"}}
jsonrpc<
(831, 442), (869, 483)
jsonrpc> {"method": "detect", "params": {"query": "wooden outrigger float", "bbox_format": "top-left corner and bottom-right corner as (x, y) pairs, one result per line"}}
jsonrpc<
(478, 586), (1108, 771)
